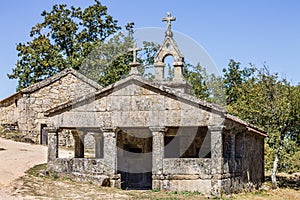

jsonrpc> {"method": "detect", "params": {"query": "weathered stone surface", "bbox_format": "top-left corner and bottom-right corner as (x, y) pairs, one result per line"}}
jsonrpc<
(48, 83), (223, 129)
(0, 69), (100, 144)
(163, 179), (212, 194)
(151, 127), (166, 175)
(163, 158), (211, 176)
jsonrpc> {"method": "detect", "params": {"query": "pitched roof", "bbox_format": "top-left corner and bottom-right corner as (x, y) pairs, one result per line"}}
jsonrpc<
(225, 114), (267, 137)
(21, 68), (102, 93)
(44, 74), (226, 117)
(0, 92), (21, 107)
(44, 73), (266, 137)
(0, 68), (102, 106)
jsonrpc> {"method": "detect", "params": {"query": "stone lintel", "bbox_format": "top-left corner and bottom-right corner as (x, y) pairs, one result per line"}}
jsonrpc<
(149, 126), (168, 133)
(44, 127), (59, 133)
(92, 132), (103, 138)
(100, 127), (115, 133)
(208, 125), (225, 132)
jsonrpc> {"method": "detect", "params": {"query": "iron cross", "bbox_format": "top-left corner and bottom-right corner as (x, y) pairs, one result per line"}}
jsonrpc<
(162, 12), (176, 31)
(128, 44), (141, 64)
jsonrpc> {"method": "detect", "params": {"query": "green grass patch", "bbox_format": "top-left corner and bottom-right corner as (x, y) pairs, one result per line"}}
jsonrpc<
(252, 190), (270, 197)
(25, 163), (47, 176)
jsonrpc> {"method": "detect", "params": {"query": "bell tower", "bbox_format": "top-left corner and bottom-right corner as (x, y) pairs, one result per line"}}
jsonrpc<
(154, 13), (191, 93)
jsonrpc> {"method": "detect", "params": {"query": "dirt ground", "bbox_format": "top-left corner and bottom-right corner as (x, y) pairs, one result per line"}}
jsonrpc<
(0, 137), (72, 199)
(0, 137), (299, 199)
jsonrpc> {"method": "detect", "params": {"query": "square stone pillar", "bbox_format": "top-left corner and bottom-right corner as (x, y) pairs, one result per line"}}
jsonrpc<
(102, 128), (117, 174)
(46, 127), (58, 171)
(93, 133), (103, 158)
(209, 125), (224, 196)
(72, 131), (86, 158)
(173, 62), (185, 82)
(102, 128), (119, 188)
(154, 62), (165, 81)
(150, 127), (167, 190)
(230, 133), (236, 160)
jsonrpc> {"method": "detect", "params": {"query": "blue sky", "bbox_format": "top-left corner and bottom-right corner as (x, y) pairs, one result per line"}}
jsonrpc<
(1, 0), (300, 99)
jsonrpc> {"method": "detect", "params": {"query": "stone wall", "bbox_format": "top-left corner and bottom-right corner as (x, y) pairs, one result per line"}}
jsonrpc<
(48, 83), (224, 128)
(0, 100), (19, 129)
(18, 73), (98, 143)
(221, 129), (265, 194)
(50, 158), (115, 186)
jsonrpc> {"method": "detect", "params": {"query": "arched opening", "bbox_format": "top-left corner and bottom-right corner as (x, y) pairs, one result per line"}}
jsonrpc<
(163, 55), (174, 81)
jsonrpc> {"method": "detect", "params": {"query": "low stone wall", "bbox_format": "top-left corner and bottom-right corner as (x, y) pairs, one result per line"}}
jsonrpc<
(163, 158), (211, 177)
(52, 158), (111, 175)
(49, 158), (120, 187)
(152, 158), (212, 194)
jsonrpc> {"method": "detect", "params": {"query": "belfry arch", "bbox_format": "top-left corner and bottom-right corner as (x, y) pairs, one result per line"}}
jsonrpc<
(154, 13), (185, 82)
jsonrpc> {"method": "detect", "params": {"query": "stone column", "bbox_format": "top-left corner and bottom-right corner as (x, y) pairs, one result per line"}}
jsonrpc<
(93, 133), (103, 158)
(209, 125), (224, 196)
(102, 128), (119, 188)
(173, 62), (184, 82)
(46, 127), (58, 171)
(102, 128), (116, 174)
(230, 133), (236, 160)
(72, 131), (85, 158)
(154, 62), (165, 81)
(150, 126), (167, 190)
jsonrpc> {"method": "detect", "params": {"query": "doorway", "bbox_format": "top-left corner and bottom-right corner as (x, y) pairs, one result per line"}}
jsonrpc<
(117, 129), (152, 189)
(40, 124), (48, 145)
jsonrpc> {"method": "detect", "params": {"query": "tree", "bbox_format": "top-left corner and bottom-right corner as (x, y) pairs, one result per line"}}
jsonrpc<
(223, 59), (255, 105)
(8, 0), (120, 90)
(183, 63), (209, 100)
(226, 66), (300, 188)
(79, 32), (134, 86)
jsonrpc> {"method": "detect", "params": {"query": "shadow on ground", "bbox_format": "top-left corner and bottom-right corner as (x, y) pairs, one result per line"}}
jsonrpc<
(265, 173), (300, 190)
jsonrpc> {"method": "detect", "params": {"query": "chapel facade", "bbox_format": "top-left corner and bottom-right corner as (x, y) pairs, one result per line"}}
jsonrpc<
(43, 13), (266, 196)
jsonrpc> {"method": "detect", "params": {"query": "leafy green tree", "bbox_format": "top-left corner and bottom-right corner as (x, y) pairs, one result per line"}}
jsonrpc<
(183, 63), (209, 100)
(206, 73), (226, 106)
(80, 32), (134, 86)
(223, 59), (255, 105)
(8, 0), (120, 90)
(227, 66), (300, 188)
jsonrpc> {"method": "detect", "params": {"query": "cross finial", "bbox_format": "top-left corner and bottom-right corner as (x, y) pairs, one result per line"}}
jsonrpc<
(128, 44), (141, 75)
(162, 12), (176, 37)
(128, 44), (141, 64)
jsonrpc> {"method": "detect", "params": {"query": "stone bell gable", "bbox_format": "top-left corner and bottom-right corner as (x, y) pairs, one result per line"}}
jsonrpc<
(0, 68), (102, 143)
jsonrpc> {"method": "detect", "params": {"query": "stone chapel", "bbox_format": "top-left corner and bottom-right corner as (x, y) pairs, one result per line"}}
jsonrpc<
(43, 13), (266, 195)
(0, 13), (266, 196)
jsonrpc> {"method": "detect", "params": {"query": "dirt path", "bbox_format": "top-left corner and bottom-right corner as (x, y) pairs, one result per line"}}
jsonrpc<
(0, 137), (72, 199)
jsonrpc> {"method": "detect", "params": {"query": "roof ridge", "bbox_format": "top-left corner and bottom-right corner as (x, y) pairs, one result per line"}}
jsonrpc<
(21, 68), (102, 94)
(44, 74), (226, 117)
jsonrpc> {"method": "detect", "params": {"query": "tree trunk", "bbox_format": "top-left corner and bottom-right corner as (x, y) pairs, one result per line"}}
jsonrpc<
(271, 137), (284, 189)
(271, 151), (279, 189)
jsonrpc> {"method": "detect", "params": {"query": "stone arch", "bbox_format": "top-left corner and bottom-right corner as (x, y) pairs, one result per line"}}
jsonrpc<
(163, 55), (175, 80)
(154, 36), (184, 82)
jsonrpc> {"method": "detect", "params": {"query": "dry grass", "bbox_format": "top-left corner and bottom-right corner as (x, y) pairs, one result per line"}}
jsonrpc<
(0, 131), (35, 143)
(9, 164), (300, 200)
